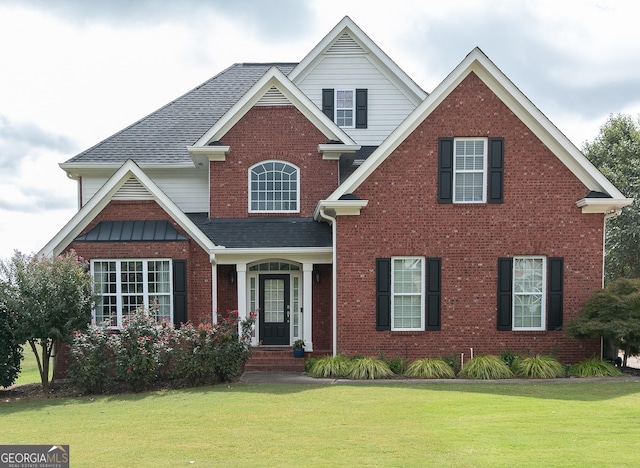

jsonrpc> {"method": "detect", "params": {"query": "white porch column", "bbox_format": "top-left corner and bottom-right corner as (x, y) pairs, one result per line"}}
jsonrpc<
(302, 262), (313, 351)
(211, 260), (218, 324)
(236, 263), (248, 337)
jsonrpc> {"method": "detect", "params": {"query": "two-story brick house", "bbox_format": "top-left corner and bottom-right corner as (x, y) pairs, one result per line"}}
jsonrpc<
(41, 17), (631, 368)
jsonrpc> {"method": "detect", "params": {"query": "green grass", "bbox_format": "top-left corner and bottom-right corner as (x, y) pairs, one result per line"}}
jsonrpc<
(2, 381), (640, 466)
(14, 346), (44, 385)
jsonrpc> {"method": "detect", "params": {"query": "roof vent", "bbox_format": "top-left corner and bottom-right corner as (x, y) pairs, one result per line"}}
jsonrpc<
(327, 32), (365, 55)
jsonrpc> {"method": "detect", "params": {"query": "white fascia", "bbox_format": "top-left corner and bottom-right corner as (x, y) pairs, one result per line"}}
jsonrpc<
(59, 161), (198, 178)
(318, 144), (360, 161)
(328, 47), (631, 209)
(314, 199), (368, 220)
(186, 145), (231, 166)
(288, 16), (427, 105)
(40, 159), (216, 257)
(575, 197), (634, 214)
(191, 67), (355, 148)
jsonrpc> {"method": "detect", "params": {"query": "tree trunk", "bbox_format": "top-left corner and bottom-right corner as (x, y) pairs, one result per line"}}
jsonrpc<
(28, 339), (52, 394)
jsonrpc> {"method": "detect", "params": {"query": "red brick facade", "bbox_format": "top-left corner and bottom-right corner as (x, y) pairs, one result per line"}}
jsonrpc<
(67, 200), (213, 326)
(54, 74), (607, 371)
(210, 105), (339, 218)
(333, 73), (602, 364)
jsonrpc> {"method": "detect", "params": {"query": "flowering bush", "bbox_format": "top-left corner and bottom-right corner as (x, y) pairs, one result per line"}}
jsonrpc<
(111, 311), (173, 391)
(174, 310), (254, 385)
(68, 325), (113, 393)
(68, 307), (254, 393)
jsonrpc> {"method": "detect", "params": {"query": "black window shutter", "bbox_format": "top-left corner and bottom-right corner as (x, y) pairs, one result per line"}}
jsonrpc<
(488, 137), (504, 204)
(376, 258), (391, 331)
(547, 257), (564, 330)
(173, 260), (187, 327)
(426, 258), (441, 330)
(438, 138), (454, 203)
(322, 89), (334, 121)
(355, 89), (368, 129)
(497, 257), (513, 330)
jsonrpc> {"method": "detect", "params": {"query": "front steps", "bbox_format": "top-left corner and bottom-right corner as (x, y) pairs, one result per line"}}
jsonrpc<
(244, 346), (306, 372)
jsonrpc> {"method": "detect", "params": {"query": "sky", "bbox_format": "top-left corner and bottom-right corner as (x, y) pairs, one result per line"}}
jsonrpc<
(1, 0), (639, 260)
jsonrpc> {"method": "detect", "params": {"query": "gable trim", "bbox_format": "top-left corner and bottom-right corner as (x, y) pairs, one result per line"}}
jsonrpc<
(327, 47), (631, 212)
(190, 67), (355, 149)
(288, 16), (427, 105)
(39, 160), (216, 257)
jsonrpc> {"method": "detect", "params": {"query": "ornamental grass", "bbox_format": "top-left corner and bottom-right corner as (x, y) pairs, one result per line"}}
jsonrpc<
(404, 358), (456, 379)
(458, 355), (514, 380)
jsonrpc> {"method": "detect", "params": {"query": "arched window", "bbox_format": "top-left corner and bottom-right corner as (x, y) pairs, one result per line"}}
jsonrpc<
(249, 161), (299, 212)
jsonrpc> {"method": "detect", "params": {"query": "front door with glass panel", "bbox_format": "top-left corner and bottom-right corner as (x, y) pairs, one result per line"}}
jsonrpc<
(259, 274), (290, 345)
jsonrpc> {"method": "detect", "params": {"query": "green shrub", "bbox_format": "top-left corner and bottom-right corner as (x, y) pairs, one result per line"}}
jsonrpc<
(458, 355), (514, 380)
(69, 308), (253, 391)
(307, 355), (351, 378)
(112, 312), (165, 392)
(568, 358), (623, 377)
(405, 358), (455, 379)
(347, 356), (394, 380)
(443, 353), (461, 374)
(498, 348), (520, 368)
(68, 325), (113, 393)
(304, 357), (317, 373)
(512, 354), (565, 379)
(0, 305), (22, 388)
(385, 356), (407, 375)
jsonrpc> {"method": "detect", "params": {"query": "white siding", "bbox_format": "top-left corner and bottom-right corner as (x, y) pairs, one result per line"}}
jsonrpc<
(82, 168), (209, 213)
(296, 55), (418, 146)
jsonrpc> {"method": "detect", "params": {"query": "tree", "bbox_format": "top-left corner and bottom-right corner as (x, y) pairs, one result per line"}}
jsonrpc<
(566, 278), (640, 366)
(582, 114), (640, 282)
(0, 251), (93, 393)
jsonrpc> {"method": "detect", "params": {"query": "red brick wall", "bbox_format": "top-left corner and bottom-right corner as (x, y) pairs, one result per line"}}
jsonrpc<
(210, 105), (339, 218)
(334, 73), (602, 364)
(68, 200), (213, 325)
(311, 264), (333, 354)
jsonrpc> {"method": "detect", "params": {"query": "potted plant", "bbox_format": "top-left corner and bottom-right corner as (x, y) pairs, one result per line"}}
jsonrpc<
(292, 339), (305, 358)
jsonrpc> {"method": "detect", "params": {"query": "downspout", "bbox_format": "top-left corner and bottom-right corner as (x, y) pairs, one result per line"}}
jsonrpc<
(319, 206), (338, 357)
(600, 209), (620, 359)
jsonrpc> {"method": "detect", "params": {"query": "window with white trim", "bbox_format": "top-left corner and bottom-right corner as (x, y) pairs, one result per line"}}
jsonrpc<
(391, 257), (425, 330)
(92, 259), (172, 327)
(513, 256), (546, 330)
(453, 138), (487, 203)
(249, 161), (299, 212)
(336, 90), (355, 128)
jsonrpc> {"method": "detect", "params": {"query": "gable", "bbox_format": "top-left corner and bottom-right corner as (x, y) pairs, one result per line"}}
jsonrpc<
(289, 17), (427, 147)
(325, 48), (632, 215)
(189, 67), (354, 153)
(40, 160), (215, 256)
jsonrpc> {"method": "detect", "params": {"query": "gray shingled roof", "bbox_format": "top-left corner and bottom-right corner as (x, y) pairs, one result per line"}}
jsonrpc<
(65, 63), (297, 165)
(187, 215), (332, 248)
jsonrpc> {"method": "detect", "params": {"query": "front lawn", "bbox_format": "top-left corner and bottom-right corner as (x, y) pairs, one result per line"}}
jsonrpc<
(2, 380), (640, 466)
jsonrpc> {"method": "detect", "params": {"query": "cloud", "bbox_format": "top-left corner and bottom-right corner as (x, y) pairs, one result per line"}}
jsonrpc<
(404, 2), (640, 122)
(6, 0), (313, 39)
(0, 115), (77, 170)
(0, 186), (74, 212)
